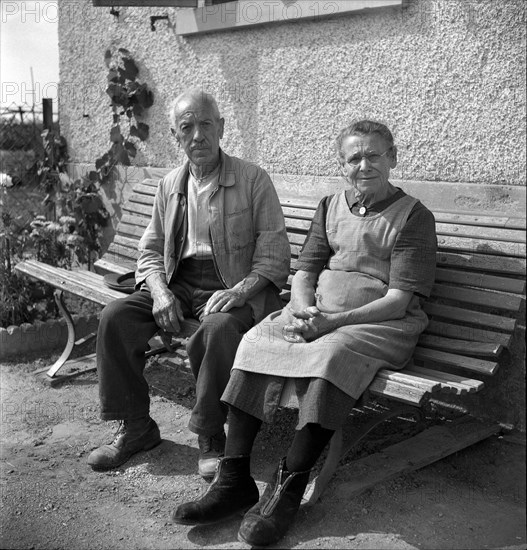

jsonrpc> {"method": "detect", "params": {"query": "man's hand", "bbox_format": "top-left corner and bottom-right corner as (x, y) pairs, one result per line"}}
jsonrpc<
(203, 289), (245, 316)
(151, 287), (185, 334)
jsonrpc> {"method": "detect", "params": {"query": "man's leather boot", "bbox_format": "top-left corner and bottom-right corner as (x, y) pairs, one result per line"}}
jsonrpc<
(238, 457), (310, 547)
(198, 430), (226, 479)
(87, 417), (161, 471)
(172, 455), (259, 525)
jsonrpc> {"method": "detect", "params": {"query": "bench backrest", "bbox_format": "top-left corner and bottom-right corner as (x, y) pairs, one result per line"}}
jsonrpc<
(95, 179), (526, 383)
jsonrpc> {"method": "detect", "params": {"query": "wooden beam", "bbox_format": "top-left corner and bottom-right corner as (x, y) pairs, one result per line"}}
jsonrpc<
(331, 417), (501, 501)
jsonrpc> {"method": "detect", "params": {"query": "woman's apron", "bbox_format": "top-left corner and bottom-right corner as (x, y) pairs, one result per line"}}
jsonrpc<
(231, 192), (429, 400)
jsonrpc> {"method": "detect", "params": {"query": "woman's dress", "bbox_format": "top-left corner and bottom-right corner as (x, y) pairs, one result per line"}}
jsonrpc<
(222, 189), (437, 427)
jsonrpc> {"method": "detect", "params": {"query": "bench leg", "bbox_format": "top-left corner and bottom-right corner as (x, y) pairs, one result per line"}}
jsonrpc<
(302, 405), (423, 506)
(32, 290), (97, 378)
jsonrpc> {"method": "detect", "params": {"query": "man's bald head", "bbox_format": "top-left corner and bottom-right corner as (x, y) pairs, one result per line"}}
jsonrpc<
(169, 89), (221, 128)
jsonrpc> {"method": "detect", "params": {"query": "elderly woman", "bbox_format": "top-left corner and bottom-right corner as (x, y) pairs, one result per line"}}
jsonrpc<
(173, 120), (438, 546)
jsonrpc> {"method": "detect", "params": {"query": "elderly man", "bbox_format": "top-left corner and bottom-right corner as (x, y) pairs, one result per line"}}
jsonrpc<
(87, 89), (290, 478)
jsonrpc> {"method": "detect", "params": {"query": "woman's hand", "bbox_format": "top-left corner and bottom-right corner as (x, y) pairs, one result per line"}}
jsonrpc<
(283, 306), (338, 342)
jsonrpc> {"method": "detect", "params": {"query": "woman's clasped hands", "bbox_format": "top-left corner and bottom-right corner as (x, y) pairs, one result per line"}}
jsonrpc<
(283, 305), (336, 343)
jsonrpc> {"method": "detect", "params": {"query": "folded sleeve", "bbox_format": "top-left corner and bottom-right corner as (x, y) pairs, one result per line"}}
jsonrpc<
(295, 196), (333, 274)
(389, 202), (438, 298)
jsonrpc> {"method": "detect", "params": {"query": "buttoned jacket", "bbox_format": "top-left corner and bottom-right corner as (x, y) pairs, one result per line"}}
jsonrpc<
(135, 150), (291, 294)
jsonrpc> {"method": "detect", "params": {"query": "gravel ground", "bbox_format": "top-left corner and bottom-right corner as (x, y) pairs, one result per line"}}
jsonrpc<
(1, 351), (525, 550)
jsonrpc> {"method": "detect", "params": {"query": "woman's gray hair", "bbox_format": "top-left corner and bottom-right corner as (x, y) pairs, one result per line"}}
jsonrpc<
(335, 120), (394, 161)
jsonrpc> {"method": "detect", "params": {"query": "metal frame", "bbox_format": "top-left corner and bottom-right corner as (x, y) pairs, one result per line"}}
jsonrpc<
(33, 289), (170, 383)
(302, 404), (424, 505)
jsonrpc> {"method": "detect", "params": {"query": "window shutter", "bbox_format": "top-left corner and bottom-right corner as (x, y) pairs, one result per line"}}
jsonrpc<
(92, 1), (198, 7)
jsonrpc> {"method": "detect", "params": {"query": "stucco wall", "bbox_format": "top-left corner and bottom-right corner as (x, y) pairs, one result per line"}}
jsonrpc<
(58, 0), (526, 186)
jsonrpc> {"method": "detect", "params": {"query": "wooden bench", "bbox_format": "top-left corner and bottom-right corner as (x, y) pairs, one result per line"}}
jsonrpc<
(14, 177), (526, 503)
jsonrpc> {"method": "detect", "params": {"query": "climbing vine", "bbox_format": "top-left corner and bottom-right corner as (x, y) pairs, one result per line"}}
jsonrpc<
(36, 48), (154, 269)
(95, 47), (154, 184)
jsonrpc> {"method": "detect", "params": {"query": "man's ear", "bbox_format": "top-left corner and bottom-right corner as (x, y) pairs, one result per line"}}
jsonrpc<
(218, 118), (225, 139)
(171, 128), (180, 145)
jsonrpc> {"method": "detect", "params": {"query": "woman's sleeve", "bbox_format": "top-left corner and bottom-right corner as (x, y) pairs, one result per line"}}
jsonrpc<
(389, 202), (437, 298)
(294, 196), (333, 273)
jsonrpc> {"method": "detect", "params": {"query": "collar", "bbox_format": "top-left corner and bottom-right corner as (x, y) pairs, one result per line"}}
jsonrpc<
(173, 149), (235, 195)
(346, 187), (405, 214)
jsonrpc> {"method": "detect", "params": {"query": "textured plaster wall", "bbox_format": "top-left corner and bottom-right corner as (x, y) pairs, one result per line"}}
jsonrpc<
(58, 0), (526, 185)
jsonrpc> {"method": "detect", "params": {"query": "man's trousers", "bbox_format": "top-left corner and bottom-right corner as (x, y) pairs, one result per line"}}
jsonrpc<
(95, 258), (281, 436)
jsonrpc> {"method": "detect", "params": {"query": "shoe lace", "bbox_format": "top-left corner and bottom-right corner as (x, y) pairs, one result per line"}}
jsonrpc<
(111, 421), (127, 445)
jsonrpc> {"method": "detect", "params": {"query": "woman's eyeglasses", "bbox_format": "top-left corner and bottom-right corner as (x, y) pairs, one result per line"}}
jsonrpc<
(345, 148), (392, 166)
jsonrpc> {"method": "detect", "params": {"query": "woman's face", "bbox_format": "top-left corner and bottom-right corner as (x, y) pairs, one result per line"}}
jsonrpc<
(339, 133), (397, 201)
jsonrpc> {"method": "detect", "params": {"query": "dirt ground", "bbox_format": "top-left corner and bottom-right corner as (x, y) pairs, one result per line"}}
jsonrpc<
(1, 350), (526, 550)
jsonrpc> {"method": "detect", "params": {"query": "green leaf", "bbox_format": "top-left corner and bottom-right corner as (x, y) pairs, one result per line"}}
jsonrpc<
(110, 125), (123, 143)
(107, 69), (120, 83)
(124, 140), (137, 158)
(134, 84), (154, 109)
(132, 103), (144, 118)
(79, 194), (103, 214)
(130, 122), (149, 141)
(111, 142), (131, 166)
(106, 83), (127, 104)
(95, 153), (109, 170)
(88, 171), (99, 182)
(121, 57), (139, 81)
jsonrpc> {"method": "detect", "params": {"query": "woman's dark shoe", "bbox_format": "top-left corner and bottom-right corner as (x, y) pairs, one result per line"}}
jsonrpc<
(238, 457), (310, 547)
(87, 417), (161, 471)
(172, 455), (259, 525)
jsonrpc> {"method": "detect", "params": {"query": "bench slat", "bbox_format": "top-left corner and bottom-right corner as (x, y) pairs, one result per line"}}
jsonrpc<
(123, 202), (155, 217)
(107, 242), (140, 261)
(121, 213), (150, 229)
(432, 283), (523, 312)
(424, 320), (511, 348)
(112, 234), (144, 251)
(405, 365), (484, 391)
(375, 369), (441, 393)
(116, 223), (147, 238)
(413, 347), (498, 375)
(432, 211), (526, 230)
(15, 260), (121, 305)
(423, 303), (516, 332)
(434, 222), (525, 244)
(400, 370), (476, 395)
(133, 183), (158, 196)
(435, 267), (525, 294)
(368, 378), (426, 406)
(93, 258), (131, 276)
(129, 193), (155, 206)
(436, 236), (525, 258)
(417, 334), (503, 358)
(436, 251), (526, 276)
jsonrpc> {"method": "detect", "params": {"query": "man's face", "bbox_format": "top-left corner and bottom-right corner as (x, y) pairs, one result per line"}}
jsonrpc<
(339, 133), (397, 199)
(172, 98), (224, 171)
